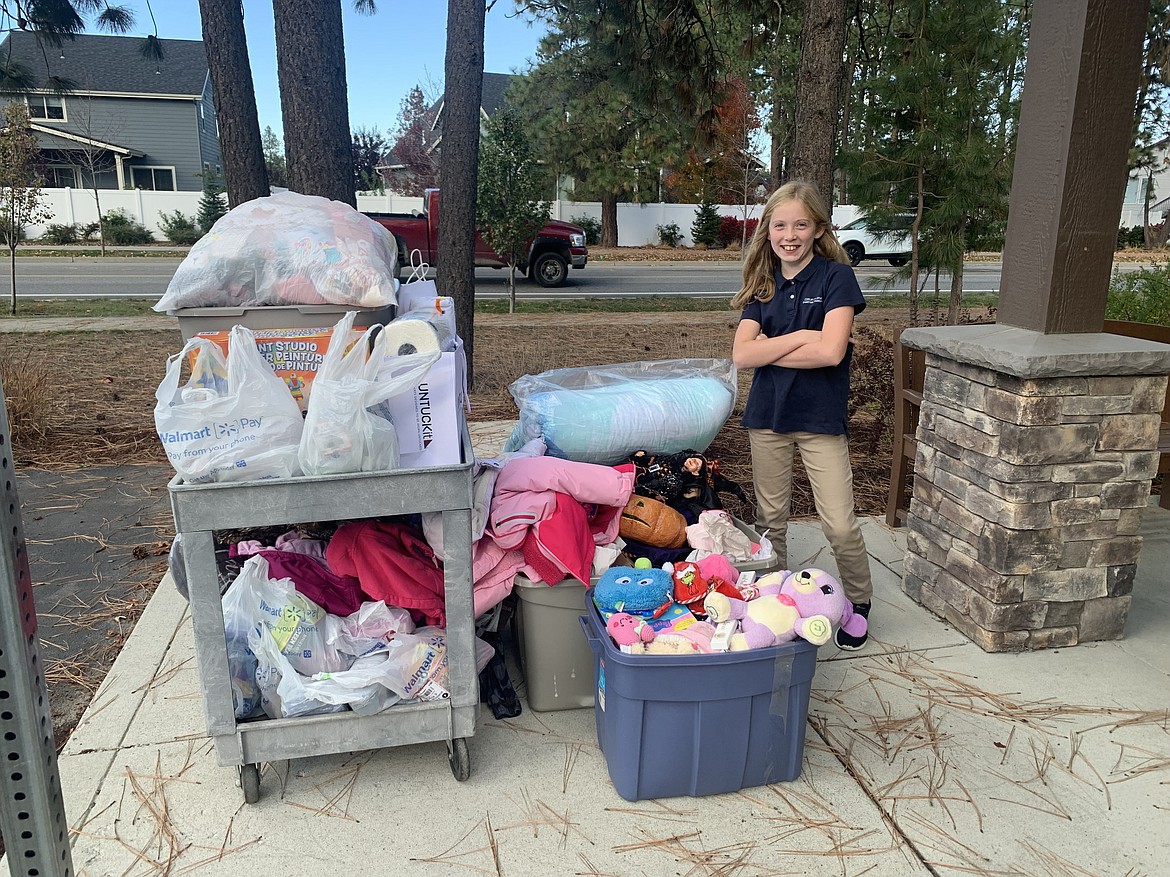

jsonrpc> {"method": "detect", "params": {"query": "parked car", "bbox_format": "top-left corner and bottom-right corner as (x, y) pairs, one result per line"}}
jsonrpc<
(835, 216), (913, 267)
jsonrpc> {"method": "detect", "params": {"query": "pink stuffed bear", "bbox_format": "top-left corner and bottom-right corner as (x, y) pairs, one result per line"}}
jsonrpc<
(780, 567), (867, 645)
(703, 568), (845, 651)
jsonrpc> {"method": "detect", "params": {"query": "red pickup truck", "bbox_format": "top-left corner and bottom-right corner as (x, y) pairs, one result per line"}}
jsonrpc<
(366, 189), (589, 288)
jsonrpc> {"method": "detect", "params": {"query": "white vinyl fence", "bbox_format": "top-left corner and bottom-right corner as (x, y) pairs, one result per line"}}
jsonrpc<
(26, 188), (864, 246)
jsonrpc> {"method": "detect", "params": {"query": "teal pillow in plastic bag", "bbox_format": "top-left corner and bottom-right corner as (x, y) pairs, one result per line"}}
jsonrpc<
(503, 359), (736, 464)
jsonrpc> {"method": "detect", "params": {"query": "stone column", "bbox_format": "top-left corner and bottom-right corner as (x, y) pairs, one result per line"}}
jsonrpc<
(900, 325), (1170, 652)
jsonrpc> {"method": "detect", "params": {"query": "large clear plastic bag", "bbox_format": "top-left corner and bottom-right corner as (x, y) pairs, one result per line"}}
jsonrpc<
(299, 312), (438, 475)
(154, 325), (305, 483)
(503, 358), (737, 465)
(153, 191), (398, 311)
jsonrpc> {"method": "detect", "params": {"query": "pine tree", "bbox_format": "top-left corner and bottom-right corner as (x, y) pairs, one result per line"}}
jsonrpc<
(691, 200), (722, 247)
(840, 0), (1016, 325)
(510, 8), (681, 247)
(476, 109), (551, 313)
(197, 180), (229, 232)
(198, 0), (269, 205)
(261, 126), (287, 189)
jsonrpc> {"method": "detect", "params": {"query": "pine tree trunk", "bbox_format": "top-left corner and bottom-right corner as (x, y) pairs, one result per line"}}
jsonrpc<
(947, 262), (964, 326)
(200, 0), (269, 205)
(600, 195), (618, 247)
(273, 0), (356, 206)
(436, 0), (486, 391)
(788, 0), (847, 201)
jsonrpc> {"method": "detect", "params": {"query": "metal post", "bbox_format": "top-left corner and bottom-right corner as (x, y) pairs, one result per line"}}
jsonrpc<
(0, 379), (75, 876)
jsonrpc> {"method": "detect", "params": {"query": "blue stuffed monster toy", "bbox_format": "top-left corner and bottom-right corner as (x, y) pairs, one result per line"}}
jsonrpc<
(592, 562), (674, 620)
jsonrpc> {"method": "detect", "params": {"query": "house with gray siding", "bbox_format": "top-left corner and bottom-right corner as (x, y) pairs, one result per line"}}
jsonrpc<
(0, 33), (221, 192)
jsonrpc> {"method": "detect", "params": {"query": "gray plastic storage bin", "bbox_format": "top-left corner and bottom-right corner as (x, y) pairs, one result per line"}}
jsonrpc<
(511, 517), (775, 713)
(580, 600), (818, 801)
(512, 575), (594, 711)
(170, 303), (395, 340)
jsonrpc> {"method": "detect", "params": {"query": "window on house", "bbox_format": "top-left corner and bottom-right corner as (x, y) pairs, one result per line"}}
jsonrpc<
(44, 166), (79, 188)
(130, 166), (176, 191)
(26, 94), (65, 121)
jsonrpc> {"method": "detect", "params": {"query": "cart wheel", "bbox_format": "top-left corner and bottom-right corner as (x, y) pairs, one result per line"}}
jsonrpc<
(239, 763), (261, 804)
(448, 738), (471, 782)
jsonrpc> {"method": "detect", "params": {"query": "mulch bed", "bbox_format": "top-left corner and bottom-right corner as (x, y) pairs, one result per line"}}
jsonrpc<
(1, 309), (932, 518)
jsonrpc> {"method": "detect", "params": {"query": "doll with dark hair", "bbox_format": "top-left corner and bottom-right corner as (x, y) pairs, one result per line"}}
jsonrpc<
(628, 449), (749, 516)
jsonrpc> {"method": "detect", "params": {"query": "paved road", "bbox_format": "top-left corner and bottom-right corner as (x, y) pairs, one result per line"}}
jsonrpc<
(2, 255), (1151, 301)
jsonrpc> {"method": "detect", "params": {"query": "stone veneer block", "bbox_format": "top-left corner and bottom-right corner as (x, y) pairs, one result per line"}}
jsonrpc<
(1079, 596), (1132, 641)
(899, 325), (1170, 653)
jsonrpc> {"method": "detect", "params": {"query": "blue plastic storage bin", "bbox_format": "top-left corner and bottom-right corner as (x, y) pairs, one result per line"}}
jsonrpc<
(580, 601), (818, 801)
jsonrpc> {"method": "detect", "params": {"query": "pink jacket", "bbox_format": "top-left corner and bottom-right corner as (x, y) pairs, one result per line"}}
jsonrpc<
(487, 457), (634, 584)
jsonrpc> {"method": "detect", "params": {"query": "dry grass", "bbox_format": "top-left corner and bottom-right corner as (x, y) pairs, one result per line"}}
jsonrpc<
(0, 339), (58, 446)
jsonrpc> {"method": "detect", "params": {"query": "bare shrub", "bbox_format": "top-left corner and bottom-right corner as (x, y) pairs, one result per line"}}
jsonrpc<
(0, 344), (55, 450)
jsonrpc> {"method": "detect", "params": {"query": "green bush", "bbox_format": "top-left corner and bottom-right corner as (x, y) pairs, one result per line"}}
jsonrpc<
(691, 200), (722, 247)
(656, 222), (682, 247)
(569, 214), (601, 246)
(41, 223), (80, 245)
(1117, 225), (1146, 249)
(101, 209), (155, 245)
(79, 221), (101, 241)
(1106, 262), (1170, 325)
(0, 213), (27, 248)
(158, 210), (202, 245)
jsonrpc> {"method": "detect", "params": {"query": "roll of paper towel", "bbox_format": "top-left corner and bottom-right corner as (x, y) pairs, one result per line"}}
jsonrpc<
(382, 310), (455, 355)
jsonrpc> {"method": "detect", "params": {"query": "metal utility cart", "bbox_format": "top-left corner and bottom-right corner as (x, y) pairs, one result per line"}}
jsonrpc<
(169, 428), (477, 803)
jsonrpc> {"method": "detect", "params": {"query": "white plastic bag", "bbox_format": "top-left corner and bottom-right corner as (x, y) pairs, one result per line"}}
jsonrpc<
(299, 312), (439, 475)
(220, 571), (260, 719)
(155, 325), (305, 483)
(380, 627), (495, 702)
(503, 358), (737, 465)
(325, 601), (415, 657)
(153, 191), (398, 311)
(226, 555), (352, 677)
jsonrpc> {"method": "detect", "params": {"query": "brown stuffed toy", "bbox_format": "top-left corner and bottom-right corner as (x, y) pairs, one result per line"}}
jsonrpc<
(619, 495), (688, 548)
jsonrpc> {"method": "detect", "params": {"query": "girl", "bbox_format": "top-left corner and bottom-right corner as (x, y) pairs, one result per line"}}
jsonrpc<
(731, 181), (873, 649)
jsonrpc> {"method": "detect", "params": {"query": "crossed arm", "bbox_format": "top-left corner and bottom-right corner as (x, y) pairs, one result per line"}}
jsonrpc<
(732, 306), (856, 370)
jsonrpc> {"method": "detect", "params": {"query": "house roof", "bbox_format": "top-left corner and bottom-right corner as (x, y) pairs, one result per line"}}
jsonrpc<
(479, 72), (513, 117)
(30, 124), (140, 156)
(0, 32), (208, 97)
(417, 72), (516, 155)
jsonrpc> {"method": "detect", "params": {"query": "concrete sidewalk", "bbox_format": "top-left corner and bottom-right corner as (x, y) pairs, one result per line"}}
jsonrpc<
(20, 493), (1163, 877)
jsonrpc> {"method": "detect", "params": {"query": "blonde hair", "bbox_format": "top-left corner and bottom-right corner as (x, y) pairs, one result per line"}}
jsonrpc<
(731, 181), (849, 310)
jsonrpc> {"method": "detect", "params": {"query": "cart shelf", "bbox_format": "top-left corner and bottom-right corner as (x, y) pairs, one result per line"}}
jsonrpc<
(169, 426), (478, 802)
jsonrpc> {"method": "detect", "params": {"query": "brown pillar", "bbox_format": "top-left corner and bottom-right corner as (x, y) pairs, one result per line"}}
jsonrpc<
(996, 0), (1146, 334)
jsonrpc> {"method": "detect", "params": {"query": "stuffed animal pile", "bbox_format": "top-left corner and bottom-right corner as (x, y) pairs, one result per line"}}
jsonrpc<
(593, 562), (865, 655)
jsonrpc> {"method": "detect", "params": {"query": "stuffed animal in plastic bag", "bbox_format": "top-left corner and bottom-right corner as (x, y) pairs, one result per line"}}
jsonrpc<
(780, 567), (868, 644)
(702, 569), (834, 651)
(592, 562), (674, 620)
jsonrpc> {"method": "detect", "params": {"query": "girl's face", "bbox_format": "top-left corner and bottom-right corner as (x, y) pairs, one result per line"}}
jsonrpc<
(768, 199), (823, 277)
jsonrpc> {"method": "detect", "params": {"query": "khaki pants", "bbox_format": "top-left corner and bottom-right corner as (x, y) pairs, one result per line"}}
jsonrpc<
(748, 429), (873, 604)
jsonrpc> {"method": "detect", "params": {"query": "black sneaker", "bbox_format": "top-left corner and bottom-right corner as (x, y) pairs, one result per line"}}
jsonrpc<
(834, 601), (871, 651)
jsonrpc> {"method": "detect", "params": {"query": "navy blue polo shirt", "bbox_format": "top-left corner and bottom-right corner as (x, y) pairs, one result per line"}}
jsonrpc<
(739, 255), (866, 436)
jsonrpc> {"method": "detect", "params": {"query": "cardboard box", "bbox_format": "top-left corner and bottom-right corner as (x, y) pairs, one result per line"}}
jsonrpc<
(171, 304), (394, 341)
(388, 352), (465, 468)
(193, 327), (360, 411)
